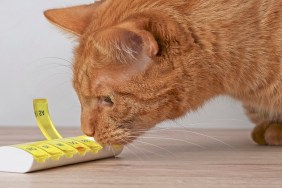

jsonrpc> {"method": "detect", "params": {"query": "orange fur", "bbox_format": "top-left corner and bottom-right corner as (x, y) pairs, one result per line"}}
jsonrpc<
(44, 0), (282, 145)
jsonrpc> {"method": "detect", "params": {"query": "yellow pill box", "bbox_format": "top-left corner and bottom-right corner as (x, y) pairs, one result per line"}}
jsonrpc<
(0, 136), (123, 173)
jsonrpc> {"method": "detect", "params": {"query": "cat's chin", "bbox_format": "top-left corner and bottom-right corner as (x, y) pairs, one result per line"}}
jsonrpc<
(94, 138), (133, 146)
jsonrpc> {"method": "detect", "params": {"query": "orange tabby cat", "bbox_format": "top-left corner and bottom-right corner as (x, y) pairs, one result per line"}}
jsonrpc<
(44, 0), (282, 145)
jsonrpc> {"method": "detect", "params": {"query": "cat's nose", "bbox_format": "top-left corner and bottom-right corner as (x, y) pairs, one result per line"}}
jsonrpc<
(81, 124), (95, 137)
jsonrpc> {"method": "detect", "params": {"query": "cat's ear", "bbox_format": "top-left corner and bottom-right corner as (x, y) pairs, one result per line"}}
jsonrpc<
(137, 30), (159, 57)
(44, 4), (96, 36)
(101, 27), (159, 60)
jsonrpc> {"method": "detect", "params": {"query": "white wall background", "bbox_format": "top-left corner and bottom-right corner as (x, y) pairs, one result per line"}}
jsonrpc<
(0, 0), (253, 129)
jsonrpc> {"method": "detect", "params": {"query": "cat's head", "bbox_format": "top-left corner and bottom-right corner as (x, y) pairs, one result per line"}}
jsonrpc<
(44, 2), (191, 145)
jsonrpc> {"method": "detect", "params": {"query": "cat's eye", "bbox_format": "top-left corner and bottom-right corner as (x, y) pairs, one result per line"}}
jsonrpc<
(99, 96), (114, 106)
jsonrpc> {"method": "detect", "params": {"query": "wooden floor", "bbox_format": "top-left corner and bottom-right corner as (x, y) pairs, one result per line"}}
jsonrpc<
(0, 127), (282, 188)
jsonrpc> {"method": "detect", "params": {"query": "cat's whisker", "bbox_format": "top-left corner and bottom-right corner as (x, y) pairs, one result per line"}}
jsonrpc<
(27, 57), (73, 75)
(127, 142), (150, 160)
(189, 118), (247, 123)
(119, 136), (146, 161)
(35, 79), (72, 93)
(36, 63), (73, 71)
(127, 126), (232, 148)
(171, 121), (234, 148)
(23, 57), (75, 95)
(132, 140), (176, 157)
(109, 143), (117, 159)
(124, 145), (146, 161)
(127, 118), (246, 131)
(129, 142), (164, 158)
(124, 132), (162, 157)
(42, 72), (71, 77)
(32, 57), (73, 65)
(128, 135), (205, 149)
(34, 73), (71, 88)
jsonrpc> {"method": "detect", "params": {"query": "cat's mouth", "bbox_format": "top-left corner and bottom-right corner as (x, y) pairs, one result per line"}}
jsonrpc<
(94, 136), (132, 145)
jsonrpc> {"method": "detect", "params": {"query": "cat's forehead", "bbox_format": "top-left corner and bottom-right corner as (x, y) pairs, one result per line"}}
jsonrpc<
(76, 35), (111, 66)
(73, 53), (132, 96)
(73, 64), (112, 97)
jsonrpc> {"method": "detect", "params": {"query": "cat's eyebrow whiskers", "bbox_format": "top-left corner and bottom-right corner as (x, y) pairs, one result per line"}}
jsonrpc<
(31, 57), (73, 69)
(28, 56), (76, 95)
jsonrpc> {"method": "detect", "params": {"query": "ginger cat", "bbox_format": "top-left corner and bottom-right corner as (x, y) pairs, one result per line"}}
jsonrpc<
(44, 0), (282, 145)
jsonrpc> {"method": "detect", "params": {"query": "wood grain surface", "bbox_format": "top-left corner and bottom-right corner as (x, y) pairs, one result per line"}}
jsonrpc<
(0, 127), (282, 188)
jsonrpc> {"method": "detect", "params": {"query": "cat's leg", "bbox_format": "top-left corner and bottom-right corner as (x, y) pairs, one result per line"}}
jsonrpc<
(244, 105), (282, 145)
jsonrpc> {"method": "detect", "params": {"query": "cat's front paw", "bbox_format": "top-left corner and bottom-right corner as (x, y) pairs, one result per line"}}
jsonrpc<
(264, 123), (282, 146)
(252, 123), (282, 146)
